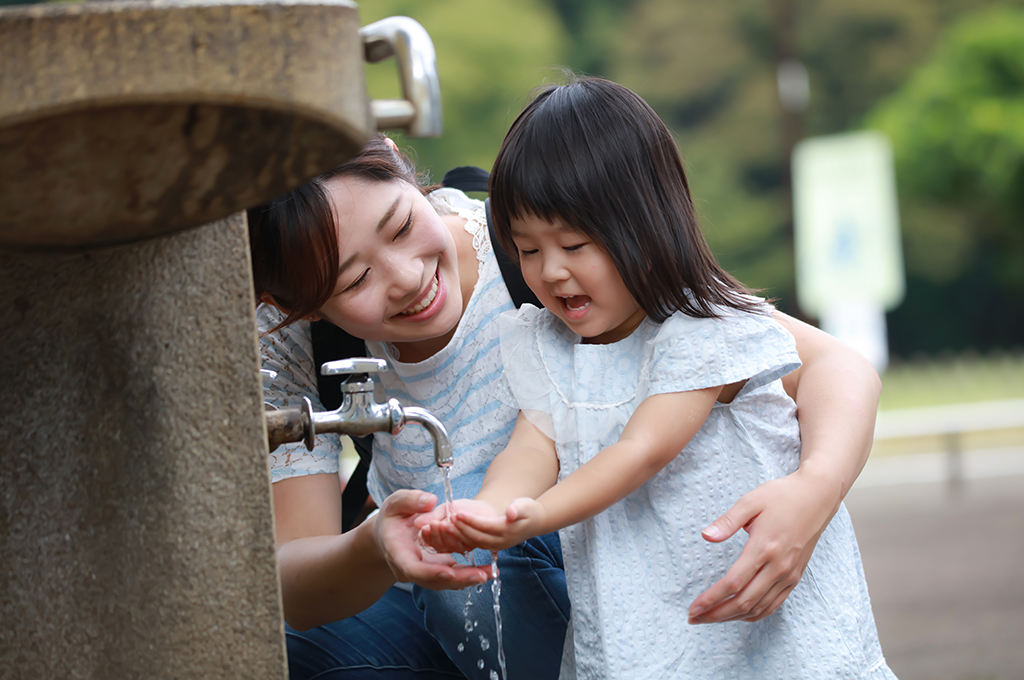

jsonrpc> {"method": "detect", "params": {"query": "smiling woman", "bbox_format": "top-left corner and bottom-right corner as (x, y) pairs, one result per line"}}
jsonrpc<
(245, 131), (884, 680)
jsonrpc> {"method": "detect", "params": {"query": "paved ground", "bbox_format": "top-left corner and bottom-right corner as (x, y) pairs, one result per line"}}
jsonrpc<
(845, 454), (1024, 680)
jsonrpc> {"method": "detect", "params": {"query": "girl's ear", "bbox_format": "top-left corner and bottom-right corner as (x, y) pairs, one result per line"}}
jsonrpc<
(258, 293), (321, 321)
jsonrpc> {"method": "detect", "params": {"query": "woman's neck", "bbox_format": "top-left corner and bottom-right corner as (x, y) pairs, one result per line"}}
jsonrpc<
(390, 213), (478, 363)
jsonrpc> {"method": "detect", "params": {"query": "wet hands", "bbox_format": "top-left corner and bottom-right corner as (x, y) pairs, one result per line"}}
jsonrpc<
(374, 490), (490, 590)
(417, 497), (545, 553)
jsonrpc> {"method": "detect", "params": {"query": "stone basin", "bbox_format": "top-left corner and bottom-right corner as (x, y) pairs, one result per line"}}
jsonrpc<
(0, 0), (371, 250)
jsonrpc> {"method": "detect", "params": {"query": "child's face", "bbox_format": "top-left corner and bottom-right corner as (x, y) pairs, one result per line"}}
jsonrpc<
(510, 215), (645, 344)
(314, 176), (464, 345)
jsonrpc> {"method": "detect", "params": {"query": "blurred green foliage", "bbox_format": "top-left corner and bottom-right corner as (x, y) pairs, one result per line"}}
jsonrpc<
(374, 0), (1024, 357)
(865, 7), (1024, 354)
(357, 0), (567, 183)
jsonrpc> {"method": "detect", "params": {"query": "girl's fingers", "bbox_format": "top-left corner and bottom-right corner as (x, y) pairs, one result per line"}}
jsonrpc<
(454, 512), (508, 535)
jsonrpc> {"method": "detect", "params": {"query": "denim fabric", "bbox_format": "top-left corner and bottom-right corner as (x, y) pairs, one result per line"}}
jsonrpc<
(414, 531), (570, 680)
(285, 586), (466, 680)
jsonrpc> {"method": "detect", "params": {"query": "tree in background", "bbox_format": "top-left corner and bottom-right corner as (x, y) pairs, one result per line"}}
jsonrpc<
(867, 7), (1024, 353)
(603, 0), (1022, 356)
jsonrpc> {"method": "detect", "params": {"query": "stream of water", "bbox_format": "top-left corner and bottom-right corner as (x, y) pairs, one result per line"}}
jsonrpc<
(441, 466), (506, 680)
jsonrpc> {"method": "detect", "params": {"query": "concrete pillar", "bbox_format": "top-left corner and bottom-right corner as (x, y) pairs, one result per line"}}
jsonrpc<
(0, 1), (379, 676)
(0, 215), (287, 679)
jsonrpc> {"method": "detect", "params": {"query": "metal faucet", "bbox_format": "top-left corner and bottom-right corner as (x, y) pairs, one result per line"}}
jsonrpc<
(263, 358), (453, 468)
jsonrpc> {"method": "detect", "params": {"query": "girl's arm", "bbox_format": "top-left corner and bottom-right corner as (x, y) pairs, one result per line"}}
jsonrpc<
(450, 388), (720, 551)
(687, 310), (881, 625)
(273, 473), (489, 630)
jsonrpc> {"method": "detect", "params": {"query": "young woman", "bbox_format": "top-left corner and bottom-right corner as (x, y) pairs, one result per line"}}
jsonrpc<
(248, 133), (881, 679)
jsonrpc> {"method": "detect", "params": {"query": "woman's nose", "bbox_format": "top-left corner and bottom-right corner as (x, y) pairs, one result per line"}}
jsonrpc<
(384, 251), (424, 300)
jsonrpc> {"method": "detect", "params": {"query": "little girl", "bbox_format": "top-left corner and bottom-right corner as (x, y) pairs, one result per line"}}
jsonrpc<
(419, 77), (896, 679)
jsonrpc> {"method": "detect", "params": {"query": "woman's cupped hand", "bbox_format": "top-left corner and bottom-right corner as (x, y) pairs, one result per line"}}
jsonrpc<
(373, 490), (491, 590)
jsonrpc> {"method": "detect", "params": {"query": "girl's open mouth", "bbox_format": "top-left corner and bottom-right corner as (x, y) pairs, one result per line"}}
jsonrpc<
(561, 295), (591, 320)
(397, 273), (443, 319)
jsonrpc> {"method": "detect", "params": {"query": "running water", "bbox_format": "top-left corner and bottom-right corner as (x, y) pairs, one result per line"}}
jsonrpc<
(491, 550), (507, 680)
(441, 465), (455, 521)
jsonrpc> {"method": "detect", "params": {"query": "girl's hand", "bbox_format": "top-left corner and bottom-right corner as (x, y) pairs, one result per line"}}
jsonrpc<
(452, 497), (547, 552)
(418, 499), (503, 553)
(374, 490), (490, 590)
(687, 464), (843, 624)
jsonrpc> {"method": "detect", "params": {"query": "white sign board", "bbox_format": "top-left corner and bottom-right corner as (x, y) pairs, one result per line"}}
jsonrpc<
(792, 131), (905, 316)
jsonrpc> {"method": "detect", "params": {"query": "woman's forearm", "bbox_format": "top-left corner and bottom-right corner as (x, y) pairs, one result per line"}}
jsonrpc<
(774, 311), (882, 503)
(277, 516), (396, 630)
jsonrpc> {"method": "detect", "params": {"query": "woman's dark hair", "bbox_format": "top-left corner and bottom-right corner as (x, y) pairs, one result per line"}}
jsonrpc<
(247, 134), (423, 330)
(489, 76), (760, 322)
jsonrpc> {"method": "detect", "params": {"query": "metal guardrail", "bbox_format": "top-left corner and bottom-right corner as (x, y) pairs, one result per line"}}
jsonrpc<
(873, 399), (1024, 488)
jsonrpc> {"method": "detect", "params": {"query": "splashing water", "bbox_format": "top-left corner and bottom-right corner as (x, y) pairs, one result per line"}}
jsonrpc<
(491, 550), (507, 680)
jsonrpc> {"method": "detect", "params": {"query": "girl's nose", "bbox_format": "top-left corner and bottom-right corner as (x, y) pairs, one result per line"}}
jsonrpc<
(540, 254), (569, 283)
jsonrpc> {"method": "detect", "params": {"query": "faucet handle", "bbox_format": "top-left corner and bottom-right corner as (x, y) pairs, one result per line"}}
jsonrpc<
(321, 357), (389, 381)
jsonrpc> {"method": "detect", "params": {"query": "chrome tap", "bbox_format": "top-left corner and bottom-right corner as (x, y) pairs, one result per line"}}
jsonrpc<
(263, 358), (453, 468)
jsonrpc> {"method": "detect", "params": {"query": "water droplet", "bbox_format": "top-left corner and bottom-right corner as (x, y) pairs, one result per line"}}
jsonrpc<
(473, 620), (479, 629)
(457, 643), (464, 653)
(477, 659), (485, 670)
(464, 620), (474, 632)
(475, 584), (484, 593)
(479, 636), (490, 651)
(490, 671), (500, 680)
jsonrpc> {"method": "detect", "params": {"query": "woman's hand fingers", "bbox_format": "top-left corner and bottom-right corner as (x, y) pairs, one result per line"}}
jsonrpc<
(689, 469), (837, 623)
(374, 490), (489, 590)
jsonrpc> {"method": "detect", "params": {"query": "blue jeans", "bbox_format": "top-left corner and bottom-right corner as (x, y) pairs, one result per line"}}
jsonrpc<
(414, 531), (570, 680)
(284, 586), (464, 679)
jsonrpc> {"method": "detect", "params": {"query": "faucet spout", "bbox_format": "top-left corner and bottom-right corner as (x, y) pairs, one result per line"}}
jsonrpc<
(262, 358), (454, 470)
(401, 406), (453, 468)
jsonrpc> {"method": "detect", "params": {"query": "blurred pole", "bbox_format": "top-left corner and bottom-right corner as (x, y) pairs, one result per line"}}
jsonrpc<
(771, 0), (809, 318)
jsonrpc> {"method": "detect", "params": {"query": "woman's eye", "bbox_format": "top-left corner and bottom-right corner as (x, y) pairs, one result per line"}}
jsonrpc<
(393, 212), (413, 240)
(517, 247), (538, 256)
(342, 269), (369, 293)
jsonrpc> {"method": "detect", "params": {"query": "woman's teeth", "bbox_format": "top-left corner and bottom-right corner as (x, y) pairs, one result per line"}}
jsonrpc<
(400, 276), (438, 316)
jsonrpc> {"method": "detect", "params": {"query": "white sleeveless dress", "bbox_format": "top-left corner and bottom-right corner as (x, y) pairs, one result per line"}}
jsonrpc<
(499, 303), (896, 680)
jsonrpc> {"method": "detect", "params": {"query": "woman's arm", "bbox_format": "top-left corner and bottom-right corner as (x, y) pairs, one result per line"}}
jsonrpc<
(687, 311), (881, 624)
(274, 474), (489, 630)
(447, 388), (719, 551)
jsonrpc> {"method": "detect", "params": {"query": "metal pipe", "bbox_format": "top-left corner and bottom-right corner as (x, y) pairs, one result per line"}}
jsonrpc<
(401, 406), (453, 468)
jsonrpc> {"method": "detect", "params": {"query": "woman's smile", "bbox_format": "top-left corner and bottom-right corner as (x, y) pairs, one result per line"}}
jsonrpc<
(396, 271), (444, 319)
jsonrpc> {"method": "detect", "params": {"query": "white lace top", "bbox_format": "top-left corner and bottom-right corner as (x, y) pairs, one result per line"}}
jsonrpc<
(499, 303), (895, 680)
(258, 189), (520, 504)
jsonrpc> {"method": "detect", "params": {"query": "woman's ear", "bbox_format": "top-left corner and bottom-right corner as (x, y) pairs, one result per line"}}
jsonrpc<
(383, 135), (399, 152)
(258, 293), (321, 321)
(258, 292), (286, 312)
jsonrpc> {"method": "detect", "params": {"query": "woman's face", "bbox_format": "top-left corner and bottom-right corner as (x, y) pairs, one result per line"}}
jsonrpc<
(315, 176), (464, 345)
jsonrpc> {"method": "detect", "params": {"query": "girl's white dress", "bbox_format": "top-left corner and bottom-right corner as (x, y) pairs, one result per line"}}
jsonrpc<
(499, 303), (896, 680)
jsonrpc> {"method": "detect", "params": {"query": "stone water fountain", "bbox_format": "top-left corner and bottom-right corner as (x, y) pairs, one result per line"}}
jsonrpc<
(0, 3), (440, 677)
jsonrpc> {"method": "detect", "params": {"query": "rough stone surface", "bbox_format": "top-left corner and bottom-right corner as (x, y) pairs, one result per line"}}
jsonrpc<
(0, 215), (287, 679)
(0, 0), (370, 249)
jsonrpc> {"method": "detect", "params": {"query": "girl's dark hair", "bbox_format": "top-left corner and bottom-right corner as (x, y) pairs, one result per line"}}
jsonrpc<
(247, 134), (422, 330)
(489, 76), (760, 322)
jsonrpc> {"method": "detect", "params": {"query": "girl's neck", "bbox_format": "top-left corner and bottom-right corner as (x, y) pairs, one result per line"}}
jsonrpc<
(390, 213), (479, 363)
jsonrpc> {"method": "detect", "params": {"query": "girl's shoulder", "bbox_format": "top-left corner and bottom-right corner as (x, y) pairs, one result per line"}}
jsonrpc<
(646, 304), (801, 395)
